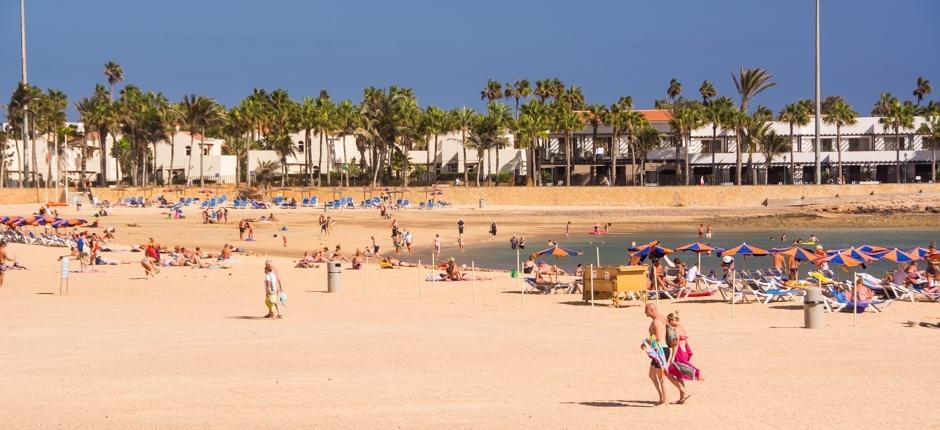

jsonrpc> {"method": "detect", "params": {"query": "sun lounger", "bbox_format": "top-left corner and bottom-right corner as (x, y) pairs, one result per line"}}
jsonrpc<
(525, 278), (574, 295)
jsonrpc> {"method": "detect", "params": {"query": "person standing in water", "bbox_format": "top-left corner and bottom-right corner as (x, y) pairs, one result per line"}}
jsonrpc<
(489, 221), (497, 240)
(565, 221), (571, 237)
(263, 260), (284, 319)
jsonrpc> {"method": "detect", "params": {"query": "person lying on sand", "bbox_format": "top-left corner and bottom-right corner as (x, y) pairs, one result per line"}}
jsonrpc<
(351, 249), (364, 270)
(380, 256), (416, 268)
(295, 252), (319, 268)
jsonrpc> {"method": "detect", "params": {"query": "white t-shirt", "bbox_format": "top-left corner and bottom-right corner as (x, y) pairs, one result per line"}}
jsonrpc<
(266, 272), (279, 294)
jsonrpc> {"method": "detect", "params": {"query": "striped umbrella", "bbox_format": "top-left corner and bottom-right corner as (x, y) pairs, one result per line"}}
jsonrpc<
(5, 216), (23, 226)
(872, 248), (918, 263)
(676, 242), (715, 268)
(821, 252), (864, 267)
(629, 241), (674, 263)
(908, 247), (932, 259)
(858, 245), (887, 254)
(843, 247), (877, 263)
(771, 246), (818, 261)
(52, 219), (70, 228)
(534, 245), (582, 282)
(720, 243), (769, 257)
(66, 219), (87, 227)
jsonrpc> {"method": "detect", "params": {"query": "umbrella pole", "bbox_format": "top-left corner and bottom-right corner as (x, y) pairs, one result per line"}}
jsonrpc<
(654, 266), (659, 303)
(596, 247), (600, 268)
(697, 252), (701, 272)
(853, 272), (858, 326)
(473, 261), (477, 305)
(590, 264), (594, 308)
(731, 270), (736, 318)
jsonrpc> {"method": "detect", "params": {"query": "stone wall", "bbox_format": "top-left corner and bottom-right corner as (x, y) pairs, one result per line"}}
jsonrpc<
(6, 183), (939, 208)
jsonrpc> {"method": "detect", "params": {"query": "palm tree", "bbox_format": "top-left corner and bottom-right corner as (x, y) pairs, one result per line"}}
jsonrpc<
(667, 78), (683, 103)
(504, 79), (531, 118)
(732, 67), (776, 184)
(103, 61), (124, 101)
(424, 106), (447, 182)
(180, 95), (224, 187)
(703, 96), (734, 183)
(74, 85), (115, 187)
(517, 101), (550, 186)
(603, 97), (633, 186)
(699, 80), (717, 105)
(778, 100), (812, 183)
(333, 100), (357, 187)
(553, 104), (582, 186)
(254, 159), (281, 188)
(451, 107), (477, 185)
(298, 97), (318, 184)
(914, 76), (932, 106)
(917, 114), (940, 183)
(871, 92), (898, 116)
(586, 103), (608, 183)
(481, 80), (502, 102)
(879, 99), (916, 183)
(669, 100), (704, 185)
(822, 97), (858, 184)
(485, 102), (512, 185)
(634, 126), (660, 186)
(759, 130), (790, 185)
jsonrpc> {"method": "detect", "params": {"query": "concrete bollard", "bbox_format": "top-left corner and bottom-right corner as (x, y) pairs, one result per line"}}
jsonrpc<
(803, 287), (824, 329)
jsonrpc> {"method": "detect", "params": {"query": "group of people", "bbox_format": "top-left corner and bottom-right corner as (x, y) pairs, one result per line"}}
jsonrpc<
(644, 303), (701, 406)
(295, 245), (360, 268)
(201, 207), (228, 224)
(139, 240), (239, 277)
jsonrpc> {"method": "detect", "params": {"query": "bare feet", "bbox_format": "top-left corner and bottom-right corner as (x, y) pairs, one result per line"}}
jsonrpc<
(677, 394), (691, 404)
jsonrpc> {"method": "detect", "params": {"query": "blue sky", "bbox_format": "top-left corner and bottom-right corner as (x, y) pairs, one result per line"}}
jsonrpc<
(2, 0), (938, 119)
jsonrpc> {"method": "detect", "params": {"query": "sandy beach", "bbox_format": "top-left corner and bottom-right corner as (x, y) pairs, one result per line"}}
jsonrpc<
(1, 202), (939, 429)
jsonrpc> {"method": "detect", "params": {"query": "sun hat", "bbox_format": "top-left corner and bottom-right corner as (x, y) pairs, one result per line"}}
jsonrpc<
(722, 256), (733, 264)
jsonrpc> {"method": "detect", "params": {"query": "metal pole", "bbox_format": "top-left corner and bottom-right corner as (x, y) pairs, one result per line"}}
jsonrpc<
(472, 261), (476, 304)
(814, 0), (822, 185)
(364, 256), (368, 299)
(589, 264), (594, 308)
(853, 271), (858, 326)
(596, 247), (600, 268)
(731, 270), (736, 318)
(20, 0), (31, 191)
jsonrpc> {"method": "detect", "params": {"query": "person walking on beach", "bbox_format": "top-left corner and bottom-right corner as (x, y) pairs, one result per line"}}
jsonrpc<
(457, 234), (465, 252)
(457, 218), (465, 236)
(263, 260), (284, 319)
(697, 224), (704, 238)
(0, 241), (9, 287)
(705, 225), (712, 239)
(565, 221), (571, 237)
(433, 234), (442, 257)
(665, 311), (697, 404)
(642, 303), (670, 405)
(489, 221), (497, 240)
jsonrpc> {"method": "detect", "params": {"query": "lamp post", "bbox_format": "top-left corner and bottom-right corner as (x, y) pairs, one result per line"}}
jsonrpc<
(814, 0), (822, 185)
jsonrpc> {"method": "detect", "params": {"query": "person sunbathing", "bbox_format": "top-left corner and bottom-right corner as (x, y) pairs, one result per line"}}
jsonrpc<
(382, 256), (416, 268)
(351, 249), (364, 270)
(331, 245), (349, 263)
(537, 262), (566, 275)
(445, 258), (463, 280)
(533, 270), (556, 286)
(295, 252), (319, 268)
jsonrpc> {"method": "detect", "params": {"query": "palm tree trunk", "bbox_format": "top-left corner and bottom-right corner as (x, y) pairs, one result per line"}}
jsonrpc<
(630, 136), (637, 186)
(788, 124), (795, 184)
(933, 138), (937, 183)
(764, 158), (771, 185)
(735, 136), (743, 185)
(611, 131), (618, 186)
(565, 133), (572, 186)
(684, 134), (691, 186)
(461, 130), (469, 185)
(432, 134), (439, 183)
(371, 146), (380, 187)
(836, 126), (843, 184)
(30, 126), (39, 188)
(343, 138), (349, 187)
(199, 134), (205, 188)
(896, 128), (902, 183)
(674, 140), (680, 186)
(475, 149), (483, 187)
(640, 155), (647, 186)
(318, 133), (325, 186)
(98, 127), (108, 187)
(186, 134), (194, 186)
(748, 146), (756, 185)
(712, 126), (718, 184)
(495, 147), (500, 186)
(304, 128), (312, 185)
(168, 133), (176, 185)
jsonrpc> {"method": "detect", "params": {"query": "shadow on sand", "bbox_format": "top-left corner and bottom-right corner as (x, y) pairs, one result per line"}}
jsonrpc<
(229, 316), (270, 320)
(565, 400), (659, 408)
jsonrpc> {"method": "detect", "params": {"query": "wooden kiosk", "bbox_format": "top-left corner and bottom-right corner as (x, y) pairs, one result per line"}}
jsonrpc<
(583, 265), (649, 307)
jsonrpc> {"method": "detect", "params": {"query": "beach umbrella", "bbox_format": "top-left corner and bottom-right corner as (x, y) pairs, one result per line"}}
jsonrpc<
(720, 243), (769, 258)
(676, 242), (715, 268)
(872, 248), (918, 263)
(842, 247), (877, 263)
(534, 245), (582, 282)
(771, 246), (817, 261)
(858, 245), (887, 254)
(908, 247), (932, 259)
(66, 219), (87, 227)
(5, 216), (23, 226)
(0, 216), (8, 223)
(629, 241), (674, 263)
(52, 219), (70, 228)
(820, 252), (864, 268)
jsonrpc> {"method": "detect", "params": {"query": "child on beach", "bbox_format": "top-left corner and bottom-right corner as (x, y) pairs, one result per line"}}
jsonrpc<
(457, 234), (465, 252)
(433, 234), (442, 256)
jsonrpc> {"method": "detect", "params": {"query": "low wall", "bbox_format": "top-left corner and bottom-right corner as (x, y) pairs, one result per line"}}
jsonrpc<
(6, 183), (939, 208)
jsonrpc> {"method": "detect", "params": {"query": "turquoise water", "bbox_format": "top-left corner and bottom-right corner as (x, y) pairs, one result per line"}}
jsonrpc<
(448, 228), (939, 275)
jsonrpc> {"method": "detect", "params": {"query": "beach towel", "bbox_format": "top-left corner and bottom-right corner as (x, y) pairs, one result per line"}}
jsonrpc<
(667, 343), (701, 381)
(643, 338), (667, 369)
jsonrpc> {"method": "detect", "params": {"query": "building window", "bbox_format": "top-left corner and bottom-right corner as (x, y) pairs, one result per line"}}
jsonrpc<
(297, 141), (305, 153)
(884, 136), (906, 151)
(820, 138), (834, 152)
(203, 147), (210, 156)
(185, 145), (191, 156)
(700, 139), (725, 154)
(848, 137), (873, 151)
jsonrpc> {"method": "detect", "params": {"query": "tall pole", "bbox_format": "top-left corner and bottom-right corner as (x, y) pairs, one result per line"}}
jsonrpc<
(814, 0), (822, 185)
(20, 0), (31, 191)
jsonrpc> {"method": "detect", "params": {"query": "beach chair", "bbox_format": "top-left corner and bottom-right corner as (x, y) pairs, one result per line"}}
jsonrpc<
(525, 277), (574, 295)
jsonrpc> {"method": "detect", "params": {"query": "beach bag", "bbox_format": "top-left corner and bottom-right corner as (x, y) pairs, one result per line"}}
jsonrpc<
(278, 291), (288, 307)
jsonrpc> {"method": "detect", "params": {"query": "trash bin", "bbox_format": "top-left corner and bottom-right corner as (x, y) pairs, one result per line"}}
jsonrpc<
(327, 262), (342, 293)
(478, 197), (485, 209)
(803, 287), (824, 329)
